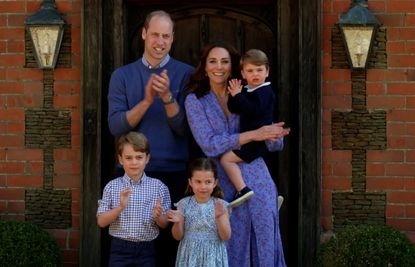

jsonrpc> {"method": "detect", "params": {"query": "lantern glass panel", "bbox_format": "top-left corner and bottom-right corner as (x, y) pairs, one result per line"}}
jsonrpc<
(342, 26), (374, 68)
(28, 25), (61, 68)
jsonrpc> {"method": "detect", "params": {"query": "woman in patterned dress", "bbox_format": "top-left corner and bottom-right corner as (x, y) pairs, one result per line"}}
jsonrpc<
(184, 40), (288, 267)
(167, 158), (230, 267)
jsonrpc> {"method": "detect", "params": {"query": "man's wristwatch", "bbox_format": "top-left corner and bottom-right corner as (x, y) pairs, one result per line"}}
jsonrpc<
(162, 93), (175, 105)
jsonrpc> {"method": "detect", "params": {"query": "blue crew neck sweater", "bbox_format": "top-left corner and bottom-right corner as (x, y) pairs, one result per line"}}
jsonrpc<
(108, 57), (194, 172)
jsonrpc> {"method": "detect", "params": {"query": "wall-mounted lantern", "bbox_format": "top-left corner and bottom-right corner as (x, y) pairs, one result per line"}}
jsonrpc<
(337, 0), (380, 69)
(25, 0), (65, 69)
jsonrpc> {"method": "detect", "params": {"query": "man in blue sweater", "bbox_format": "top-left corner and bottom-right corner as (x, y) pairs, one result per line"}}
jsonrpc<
(107, 10), (194, 267)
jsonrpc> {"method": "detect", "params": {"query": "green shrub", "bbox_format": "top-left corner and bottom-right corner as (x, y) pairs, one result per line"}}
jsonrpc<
(0, 220), (62, 267)
(316, 224), (415, 267)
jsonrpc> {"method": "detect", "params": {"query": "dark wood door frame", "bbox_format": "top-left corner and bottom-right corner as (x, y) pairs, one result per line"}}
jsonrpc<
(81, 1), (321, 266)
(81, 1), (102, 266)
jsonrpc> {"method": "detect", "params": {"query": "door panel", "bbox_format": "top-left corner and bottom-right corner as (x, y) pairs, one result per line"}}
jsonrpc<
(129, 8), (275, 69)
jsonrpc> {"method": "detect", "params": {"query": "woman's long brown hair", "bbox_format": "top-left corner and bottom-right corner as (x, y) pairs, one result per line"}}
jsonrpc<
(185, 40), (241, 99)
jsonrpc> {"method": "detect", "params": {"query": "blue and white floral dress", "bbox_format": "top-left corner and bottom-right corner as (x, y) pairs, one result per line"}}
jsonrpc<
(175, 196), (229, 267)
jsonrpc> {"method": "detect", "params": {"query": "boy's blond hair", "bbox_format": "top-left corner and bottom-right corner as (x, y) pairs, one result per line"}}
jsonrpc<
(240, 49), (269, 69)
(116, 132), (150, 156)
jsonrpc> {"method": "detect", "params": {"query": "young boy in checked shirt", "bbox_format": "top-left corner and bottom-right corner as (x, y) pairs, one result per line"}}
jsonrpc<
(97, 132), (171, 267)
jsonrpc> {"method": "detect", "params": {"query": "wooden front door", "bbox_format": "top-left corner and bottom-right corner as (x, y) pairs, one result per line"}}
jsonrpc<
(82, 1), (321, 266)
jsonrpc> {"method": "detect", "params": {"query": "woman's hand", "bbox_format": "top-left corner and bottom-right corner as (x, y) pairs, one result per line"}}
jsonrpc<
(253, 122), (290, 141)
(239, 122), (290, 146)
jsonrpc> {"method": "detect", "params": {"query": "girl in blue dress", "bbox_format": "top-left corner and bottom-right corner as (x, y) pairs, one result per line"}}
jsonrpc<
(167, 158), (231, 267)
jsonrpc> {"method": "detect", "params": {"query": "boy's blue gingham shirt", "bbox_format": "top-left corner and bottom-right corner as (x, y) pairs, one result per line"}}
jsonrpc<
(97, 173), (171, 242)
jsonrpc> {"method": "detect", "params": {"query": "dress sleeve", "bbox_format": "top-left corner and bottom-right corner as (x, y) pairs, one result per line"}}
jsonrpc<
(266, 137), (285, 152)
(176, 198), (187, 218)
(185, 93), (240, 157)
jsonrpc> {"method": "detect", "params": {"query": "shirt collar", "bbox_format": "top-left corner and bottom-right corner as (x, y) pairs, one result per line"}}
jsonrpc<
(122, 173), (146, 185)
(245, 81), (271, 92)
(141, 54), (170, 69)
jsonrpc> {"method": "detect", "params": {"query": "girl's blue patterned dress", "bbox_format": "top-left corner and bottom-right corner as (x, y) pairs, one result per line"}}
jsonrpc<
(175, 196), (229, 267)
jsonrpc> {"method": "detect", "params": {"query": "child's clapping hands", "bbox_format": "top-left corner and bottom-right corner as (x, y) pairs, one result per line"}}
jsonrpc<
(167, 205), (184, 223)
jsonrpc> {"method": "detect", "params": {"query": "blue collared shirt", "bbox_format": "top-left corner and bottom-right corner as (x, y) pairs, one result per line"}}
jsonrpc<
(97, 173), (171, 241)
(141, 54), (170, 69)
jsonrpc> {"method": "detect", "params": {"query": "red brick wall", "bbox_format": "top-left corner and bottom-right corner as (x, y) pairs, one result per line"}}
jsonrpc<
(0, 1), (81, 266)
(322, 0), (415, 243)
(1, 0), (414, 265)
